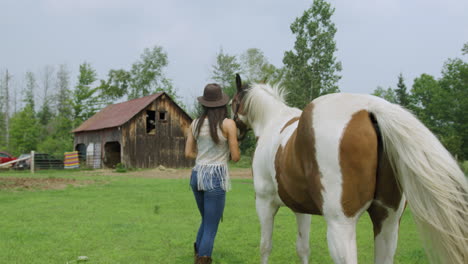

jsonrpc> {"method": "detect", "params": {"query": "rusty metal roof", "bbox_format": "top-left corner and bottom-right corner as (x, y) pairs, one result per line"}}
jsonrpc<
(72, 93), (163, 133)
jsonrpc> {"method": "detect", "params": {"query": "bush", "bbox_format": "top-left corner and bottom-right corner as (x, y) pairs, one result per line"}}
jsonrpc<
(115, 163), (127, 173)
(229, 155), (252, 169)
(37, 136), (73, 159)
(461, 161), (468, 176)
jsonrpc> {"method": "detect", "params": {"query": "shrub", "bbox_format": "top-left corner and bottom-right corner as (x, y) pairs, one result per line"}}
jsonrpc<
(115, 163), (127, 173)
(462, 161), (468, 176)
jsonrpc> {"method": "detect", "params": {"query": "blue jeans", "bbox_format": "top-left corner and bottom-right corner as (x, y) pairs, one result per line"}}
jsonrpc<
(190, 169), (226, 257)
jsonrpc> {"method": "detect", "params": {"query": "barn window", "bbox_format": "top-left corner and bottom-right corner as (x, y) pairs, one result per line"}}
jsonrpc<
(159, 111), (168, 122)
(146, 110), (156, 134)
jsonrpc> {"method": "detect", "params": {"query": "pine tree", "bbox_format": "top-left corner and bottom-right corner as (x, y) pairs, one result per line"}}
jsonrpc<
(37, 66), (54, 126)
(24, 71), (36, 111)
(395, 73), (410, 107)
(74, 62), (99, 127)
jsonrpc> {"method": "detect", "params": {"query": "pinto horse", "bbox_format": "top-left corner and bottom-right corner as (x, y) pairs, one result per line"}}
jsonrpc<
(231, 75), (468, 264)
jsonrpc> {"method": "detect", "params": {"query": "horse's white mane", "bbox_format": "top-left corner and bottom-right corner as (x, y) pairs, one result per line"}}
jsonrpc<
(243, 83), (296, 126)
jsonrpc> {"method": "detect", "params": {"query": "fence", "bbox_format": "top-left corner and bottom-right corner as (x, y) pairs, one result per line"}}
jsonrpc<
(0, 151), (64, 173)
(0, 149), (108, 172)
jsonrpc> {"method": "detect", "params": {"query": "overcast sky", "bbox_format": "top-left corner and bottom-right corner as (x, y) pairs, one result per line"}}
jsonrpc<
(1, 0), (467, 109)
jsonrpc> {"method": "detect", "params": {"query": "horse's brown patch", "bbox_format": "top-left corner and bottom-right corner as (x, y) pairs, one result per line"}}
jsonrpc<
(280, 117), (300, 133)
(367, 202), (388, 237)
(368, 145), (404, 236)
(339, 110), (378, 217)
(275, 103), (323, 215)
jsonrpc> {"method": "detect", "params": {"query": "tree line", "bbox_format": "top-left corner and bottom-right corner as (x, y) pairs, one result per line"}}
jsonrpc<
(0, 0), (466, 162)
(372, 49), (468, 160)
(0, 45), (183, 158)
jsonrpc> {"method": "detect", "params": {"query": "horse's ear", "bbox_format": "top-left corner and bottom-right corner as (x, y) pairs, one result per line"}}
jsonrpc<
(236, 74), (243, 92)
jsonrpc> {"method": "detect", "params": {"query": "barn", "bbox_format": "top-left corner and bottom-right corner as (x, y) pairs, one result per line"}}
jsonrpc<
(72, 93), (194, 169)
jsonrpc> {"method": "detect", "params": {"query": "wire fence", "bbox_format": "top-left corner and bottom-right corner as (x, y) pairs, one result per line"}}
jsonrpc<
(1, 151), (112, 172)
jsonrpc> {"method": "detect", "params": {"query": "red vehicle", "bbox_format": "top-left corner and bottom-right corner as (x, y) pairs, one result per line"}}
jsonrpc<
(0, 151), (17, 165)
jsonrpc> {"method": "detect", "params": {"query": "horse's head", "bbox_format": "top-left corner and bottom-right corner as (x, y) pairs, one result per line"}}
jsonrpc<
(232, 74), (250, 140)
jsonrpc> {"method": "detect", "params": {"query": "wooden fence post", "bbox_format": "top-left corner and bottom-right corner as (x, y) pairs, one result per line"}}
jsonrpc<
(31, 151), (35, 174)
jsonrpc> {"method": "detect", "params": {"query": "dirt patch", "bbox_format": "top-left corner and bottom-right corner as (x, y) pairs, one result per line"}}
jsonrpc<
(86, 167), (253, 179)
(0, 177), (93, 191)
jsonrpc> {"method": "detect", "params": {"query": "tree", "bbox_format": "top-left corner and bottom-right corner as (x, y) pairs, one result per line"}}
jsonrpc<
(73, 63), (99, 126)
(41, 64), (75, 156)
(240, 48), (267, 82)
(411, 74), (444, 133)
(410, 56), (468, 159)
(10, 71), (39, 155)
(372, 86), (397, 103)
(462, 42), (468, 56)
(212, 48), (242, 97)
(9, 105), (39, 155)
(128, 46), (172, 99)
(438, 58), (468, 158)
(240, 48), (284, 85)
(283, 0), (342, 109)
(99, 46), (181, 105)
(395, 73), (410, 107)
(98, 69), (131, 103)
(37, 66), (54, 126)
(55, 64), (72, 117)
(24, 71), (36, 111)
(2, 70), (11, 149)
(0, 73), (7, 149)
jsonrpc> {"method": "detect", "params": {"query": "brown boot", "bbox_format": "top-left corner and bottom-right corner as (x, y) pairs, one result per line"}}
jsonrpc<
(196, 256), (212, 264)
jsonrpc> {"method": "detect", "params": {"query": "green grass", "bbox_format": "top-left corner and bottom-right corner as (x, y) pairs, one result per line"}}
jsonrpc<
(0, 170), (427, 264)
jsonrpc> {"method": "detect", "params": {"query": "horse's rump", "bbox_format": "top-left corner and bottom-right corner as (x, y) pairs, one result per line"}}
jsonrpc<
(275, 100), (380, 217)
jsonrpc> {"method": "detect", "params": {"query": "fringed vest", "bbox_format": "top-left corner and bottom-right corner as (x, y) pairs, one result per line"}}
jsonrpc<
(192, 118), (231, 191)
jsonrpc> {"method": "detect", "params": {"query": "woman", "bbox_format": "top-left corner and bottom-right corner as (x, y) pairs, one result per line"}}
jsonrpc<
(185, 83), (241, 264)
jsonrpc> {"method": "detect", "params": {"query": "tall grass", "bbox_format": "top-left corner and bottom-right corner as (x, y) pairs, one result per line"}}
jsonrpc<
(0, 170), (427, 263)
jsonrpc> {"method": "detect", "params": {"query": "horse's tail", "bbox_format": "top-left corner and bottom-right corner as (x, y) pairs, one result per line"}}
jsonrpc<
(369, 99), (468, 264)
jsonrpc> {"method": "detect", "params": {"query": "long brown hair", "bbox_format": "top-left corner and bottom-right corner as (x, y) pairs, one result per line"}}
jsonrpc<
(194, 105), (228, 144)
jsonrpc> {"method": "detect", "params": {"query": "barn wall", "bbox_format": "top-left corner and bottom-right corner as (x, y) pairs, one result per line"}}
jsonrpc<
(74, 128), (121, 146)
(73, 128), (122, 168)
(121, 94), (193, 168)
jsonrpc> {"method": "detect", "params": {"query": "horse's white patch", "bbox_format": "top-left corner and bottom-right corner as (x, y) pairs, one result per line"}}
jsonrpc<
(312, 94), (371, 220)
(373, 198), (406, 264)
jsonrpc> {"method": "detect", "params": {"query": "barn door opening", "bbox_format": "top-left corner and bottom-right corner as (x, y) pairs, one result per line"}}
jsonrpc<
(104, 141), (121, 168)
(75, 144), (87, 162)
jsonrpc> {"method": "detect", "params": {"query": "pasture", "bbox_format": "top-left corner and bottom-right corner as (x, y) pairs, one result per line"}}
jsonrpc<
(0, 168), (428, 264)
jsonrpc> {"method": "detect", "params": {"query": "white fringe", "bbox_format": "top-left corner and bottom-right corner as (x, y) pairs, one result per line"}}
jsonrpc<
(194, 164), (231, 191)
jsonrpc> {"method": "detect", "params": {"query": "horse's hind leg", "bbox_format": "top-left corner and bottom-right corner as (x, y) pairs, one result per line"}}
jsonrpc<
(368, 153), (406, 264)
(325, 216), (359, 264)
(256, 196), (279, 264)
(295, 213), (311, 264)
(368, 199), (406, 264)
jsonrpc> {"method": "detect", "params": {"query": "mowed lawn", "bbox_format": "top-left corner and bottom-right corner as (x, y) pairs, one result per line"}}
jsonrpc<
(0, 169), (428, 264)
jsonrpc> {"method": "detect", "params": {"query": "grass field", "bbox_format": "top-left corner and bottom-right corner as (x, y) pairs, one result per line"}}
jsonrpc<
(0, 169), (428, 264)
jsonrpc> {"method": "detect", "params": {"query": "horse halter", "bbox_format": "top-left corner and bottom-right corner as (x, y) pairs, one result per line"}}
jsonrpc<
(232, 91), (249, 141)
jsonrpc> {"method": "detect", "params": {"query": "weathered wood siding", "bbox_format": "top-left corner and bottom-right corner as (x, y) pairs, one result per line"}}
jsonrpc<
(74, 128), (121, 157)
(74, 129), (121, 146)
(121, 94), (193, 168)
